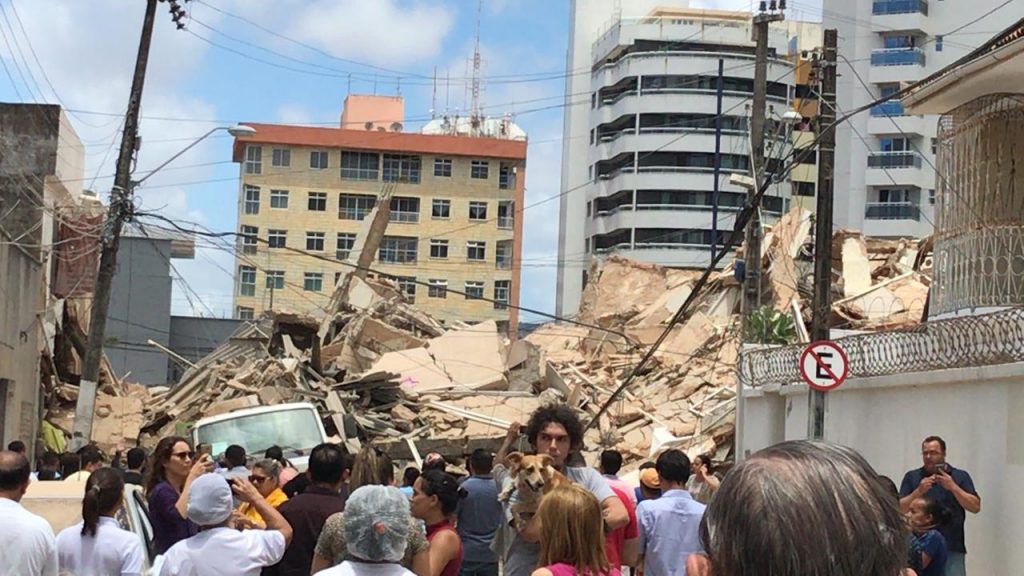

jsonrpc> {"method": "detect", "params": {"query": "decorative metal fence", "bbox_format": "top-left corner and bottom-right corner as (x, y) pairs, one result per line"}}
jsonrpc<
(740, 307), (1024, 387)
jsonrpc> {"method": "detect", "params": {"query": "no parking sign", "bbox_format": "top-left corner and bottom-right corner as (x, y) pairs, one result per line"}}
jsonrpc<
(799, 340), (849, 391)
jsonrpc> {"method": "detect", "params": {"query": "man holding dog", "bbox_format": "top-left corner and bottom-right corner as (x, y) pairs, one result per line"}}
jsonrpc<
(494, 405), (629, 576)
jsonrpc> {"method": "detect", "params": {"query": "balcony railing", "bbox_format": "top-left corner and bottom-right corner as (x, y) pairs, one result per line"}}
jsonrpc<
(871, 47), (926, 67)
(872, 0), (928, 15)
(867, 151), (923, 169)
(496, 257), (512, 270)
(864, 202), (921, 221)
(870, 100), (905, 117)
(497, 216), (514, 229)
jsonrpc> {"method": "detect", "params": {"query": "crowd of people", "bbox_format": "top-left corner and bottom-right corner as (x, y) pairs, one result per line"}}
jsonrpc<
(0, 406), (980, 576)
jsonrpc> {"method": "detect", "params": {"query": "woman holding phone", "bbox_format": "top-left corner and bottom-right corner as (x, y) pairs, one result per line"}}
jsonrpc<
(145, 436), (214, 554)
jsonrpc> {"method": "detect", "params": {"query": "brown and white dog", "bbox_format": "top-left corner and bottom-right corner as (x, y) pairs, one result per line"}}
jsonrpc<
(499, 452), (571, 530)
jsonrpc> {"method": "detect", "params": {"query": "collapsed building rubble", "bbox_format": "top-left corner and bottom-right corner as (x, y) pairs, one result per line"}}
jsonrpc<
(40, 205), (932, 471)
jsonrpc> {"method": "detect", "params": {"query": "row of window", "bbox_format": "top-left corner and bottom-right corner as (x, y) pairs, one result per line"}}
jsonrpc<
(238, 227), (513, 266)
(241, 187), (513, 227)
(237, 268), (510, 307)
(244, 145), (516, 188)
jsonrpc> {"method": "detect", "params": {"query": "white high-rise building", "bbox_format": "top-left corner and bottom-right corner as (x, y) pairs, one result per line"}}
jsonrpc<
(827, 0), (1024, 238)
(556, 1), (799, 317)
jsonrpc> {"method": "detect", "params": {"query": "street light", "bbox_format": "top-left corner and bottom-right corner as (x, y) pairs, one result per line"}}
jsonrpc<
(134, 124), (256, 186)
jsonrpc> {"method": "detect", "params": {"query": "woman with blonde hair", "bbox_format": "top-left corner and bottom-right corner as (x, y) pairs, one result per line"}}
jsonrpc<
(531, 484), (612, 576)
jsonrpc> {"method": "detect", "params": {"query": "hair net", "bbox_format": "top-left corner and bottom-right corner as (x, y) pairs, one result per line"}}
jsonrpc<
(343, 485), (410, 562)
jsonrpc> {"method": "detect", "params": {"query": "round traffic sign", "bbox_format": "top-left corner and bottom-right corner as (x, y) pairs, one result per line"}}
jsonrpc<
(799, 340), (849, 391)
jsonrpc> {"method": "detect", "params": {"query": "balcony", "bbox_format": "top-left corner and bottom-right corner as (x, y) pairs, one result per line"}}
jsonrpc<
(870, 100), (905, 117)
(872, 0), (927, 15)
(871, 1), (928, 34)
(871, 48), (925, 67)
(389, 211), (420, 224)
(864, 202), (921, 221)
(868, 151), (923, 169)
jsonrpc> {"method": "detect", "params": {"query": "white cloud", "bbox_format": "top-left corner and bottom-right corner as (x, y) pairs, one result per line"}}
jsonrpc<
(285, 0), (455, 68)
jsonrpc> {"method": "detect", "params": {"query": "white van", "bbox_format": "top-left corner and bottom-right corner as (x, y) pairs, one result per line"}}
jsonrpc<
(189, 402), (329, 471)
(21, 480), (162, 574)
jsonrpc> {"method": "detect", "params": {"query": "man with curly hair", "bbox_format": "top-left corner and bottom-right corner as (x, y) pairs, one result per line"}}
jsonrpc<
(493, 405), (629, 576)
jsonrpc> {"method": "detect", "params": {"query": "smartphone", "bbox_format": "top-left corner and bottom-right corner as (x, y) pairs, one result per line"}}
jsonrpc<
(197, 443), (212, 459)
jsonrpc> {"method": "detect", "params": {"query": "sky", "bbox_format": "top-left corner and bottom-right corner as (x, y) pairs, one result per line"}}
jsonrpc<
(0, 0), (824, 322)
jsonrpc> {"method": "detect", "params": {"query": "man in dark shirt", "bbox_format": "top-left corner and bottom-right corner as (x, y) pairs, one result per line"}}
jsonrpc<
(267, 443), (353, 576)
(123, 447), (146, 485)
(457, 449), (503, 576)
(899, 435), (980, 576)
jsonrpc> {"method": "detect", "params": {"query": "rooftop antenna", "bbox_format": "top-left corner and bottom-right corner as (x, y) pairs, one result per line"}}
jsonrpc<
(471, 0), (483, 131)
(431, 66), (438, 119)
(445, 68), (451, 117)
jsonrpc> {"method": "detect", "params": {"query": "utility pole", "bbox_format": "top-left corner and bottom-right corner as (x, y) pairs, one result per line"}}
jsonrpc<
(72, 0), (161, 449)
(808, 29), (838, 441)
(744, 2), (785, 334)
(710, 58), (724, 258)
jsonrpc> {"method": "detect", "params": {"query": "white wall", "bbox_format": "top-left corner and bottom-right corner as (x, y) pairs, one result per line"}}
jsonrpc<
(556, 0), (671, 318)
(739, 362), (1024, 575)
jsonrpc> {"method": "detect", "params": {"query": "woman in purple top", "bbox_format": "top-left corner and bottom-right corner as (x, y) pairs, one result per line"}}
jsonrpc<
(145, 436), (214, 554)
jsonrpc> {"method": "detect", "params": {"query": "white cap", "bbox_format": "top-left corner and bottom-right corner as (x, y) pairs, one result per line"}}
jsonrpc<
(187, 473), (233, 526)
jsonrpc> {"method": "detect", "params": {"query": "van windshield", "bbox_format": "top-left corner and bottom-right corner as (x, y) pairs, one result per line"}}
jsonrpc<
(195, 408), (323, 458)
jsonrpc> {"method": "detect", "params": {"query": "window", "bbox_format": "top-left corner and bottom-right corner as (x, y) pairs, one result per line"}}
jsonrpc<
(270, 189), (289, 209)
(239, 266), (256, 297)
(429, 239), (449, 259)
(244, 145), (261, 174)
(467, 241), (486, 261)
(268, 229), (287, 248)
(496, 241), (512, 269)
(341, 151), (379, 180)
(266, 271), (285, 290)
(304, 272), (323, 292)
(471, 160), (489, 179)
(243, 185), (260, 214)
(272, 148), (290, 167)
(339, 194), (377, 220)
(428, 279), (447, 299)
(432, 199), (451, 219)
(494, 280), (510, 310)
(434, 158), (452, 177)
(336, 233), (355, 260)
(236, 306), (254, 320)
(935, 35), (943, 52)
(383, 154), (422, 183)
(310, 150), (329, 170)
(307, 192), (327, 212)
(379, 236), (418, 264)
(497, 200), (514, 229)
(395, 276), (416, 303)
(389, 196), (420, 223)
(465, 281), (484, 300)
(880, 137), (910, 152)
(306, 231), (325, 251)
(931, 138), (938, 155)
(793, 181), (816, 197)
(334, 272), (342, 285)
(929, 189), (936, 205)
(240, 225), (258, 254)
(499, 163), (515, 189)
(469, 201), (488, 221)
(878, 188), (911, 203)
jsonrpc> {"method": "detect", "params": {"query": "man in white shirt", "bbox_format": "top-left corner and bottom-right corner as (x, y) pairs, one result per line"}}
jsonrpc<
(160, 472), (292, 576)
(0, 450), (58, 576)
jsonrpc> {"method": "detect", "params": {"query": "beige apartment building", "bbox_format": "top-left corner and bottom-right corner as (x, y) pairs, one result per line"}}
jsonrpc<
(230, 96), (527, 335)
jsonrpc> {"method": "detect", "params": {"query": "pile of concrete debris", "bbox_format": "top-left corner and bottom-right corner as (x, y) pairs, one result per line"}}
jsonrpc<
(42, 201), (931, 469)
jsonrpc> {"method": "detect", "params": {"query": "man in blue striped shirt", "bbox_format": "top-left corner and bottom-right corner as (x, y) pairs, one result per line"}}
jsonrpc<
(637, 449), (705, 576)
